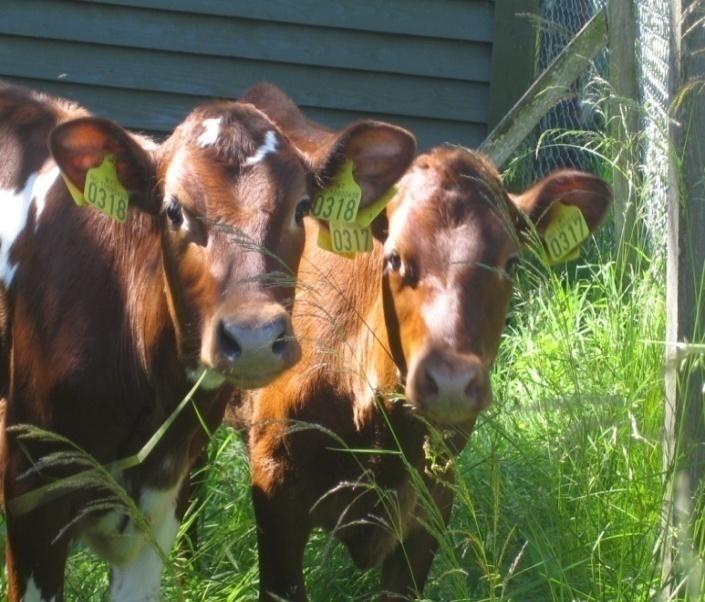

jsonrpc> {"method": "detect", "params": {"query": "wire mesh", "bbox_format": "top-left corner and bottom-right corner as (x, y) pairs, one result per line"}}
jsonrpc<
(636, 0), (672, 252)
(514, 0), (672, 254)
(532, 0), (606, 177)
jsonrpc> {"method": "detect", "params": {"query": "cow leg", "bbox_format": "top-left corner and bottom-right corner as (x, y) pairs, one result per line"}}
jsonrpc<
(109, 485), (182, 602)
(5, 503), (70, 602)
(252, 485), (309, 602)
(379, 475), (456, 601)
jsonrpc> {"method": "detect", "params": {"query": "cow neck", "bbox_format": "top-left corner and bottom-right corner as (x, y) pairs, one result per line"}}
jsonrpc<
(350, 244), (407, 400)
(158, 225), (199, 366)
(380, 270), (408, 380)
(112, 212), (174, 377)
(345, 246), (412, 435)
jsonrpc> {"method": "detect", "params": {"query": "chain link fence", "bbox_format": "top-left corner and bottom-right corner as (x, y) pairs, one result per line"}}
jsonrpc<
(636, 0), (672, 253)
(511, 0), (672, 254)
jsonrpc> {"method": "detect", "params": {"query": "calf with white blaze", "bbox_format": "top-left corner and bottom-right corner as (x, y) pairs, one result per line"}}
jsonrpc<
(226, 85), (611, 601)
(0, 82), (415, 601)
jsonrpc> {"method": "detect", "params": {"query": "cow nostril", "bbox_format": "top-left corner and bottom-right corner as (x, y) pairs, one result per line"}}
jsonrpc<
(464, 370), (481, 398)
(271, 334), (289, 357)
(217, 321), (242, 361)
(268, 317), (290, 358)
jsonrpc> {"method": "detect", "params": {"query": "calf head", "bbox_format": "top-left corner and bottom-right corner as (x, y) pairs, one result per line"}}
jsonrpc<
(381, 147), (611, 425)
(48, 93), (415, 390)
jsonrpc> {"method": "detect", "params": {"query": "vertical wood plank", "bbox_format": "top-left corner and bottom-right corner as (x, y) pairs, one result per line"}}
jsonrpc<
(663, 0), (705, 595)
(488, 0), (539, 129)
(607, 0), (640, 267)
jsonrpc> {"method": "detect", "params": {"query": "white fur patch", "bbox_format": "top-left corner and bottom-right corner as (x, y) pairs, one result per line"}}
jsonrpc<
(197, 117), (222, 148)
(33, 166), (60, 231)
(0, 172), (38, 287)
(108, 485), (181, 602)
(23, 575), (57, 602)
(244, 130), (278, 166)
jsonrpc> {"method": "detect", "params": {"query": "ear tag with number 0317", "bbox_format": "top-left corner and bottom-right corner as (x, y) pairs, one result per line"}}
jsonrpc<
(311, 160), (361, 223)
(64, 155), (129, 222)
(543, 203), (589, 264)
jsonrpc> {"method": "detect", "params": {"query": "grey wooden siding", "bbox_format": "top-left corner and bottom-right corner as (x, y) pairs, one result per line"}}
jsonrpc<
(0, 0), (495, 150)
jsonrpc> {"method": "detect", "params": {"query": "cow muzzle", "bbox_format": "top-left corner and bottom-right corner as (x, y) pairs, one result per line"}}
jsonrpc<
(406, 348), (491, 425)
(203, 302), (301, 389)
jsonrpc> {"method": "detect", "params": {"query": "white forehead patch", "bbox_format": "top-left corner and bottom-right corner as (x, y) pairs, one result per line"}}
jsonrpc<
(197, 117), (222, 148)
(244, 130), (279, 166)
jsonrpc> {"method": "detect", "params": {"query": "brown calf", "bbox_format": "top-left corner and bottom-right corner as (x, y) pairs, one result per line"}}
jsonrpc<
(231, 85), (611, 601)
(0, 82), (414, 601)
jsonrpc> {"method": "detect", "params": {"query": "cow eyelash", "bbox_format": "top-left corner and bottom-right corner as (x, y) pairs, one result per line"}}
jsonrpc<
(166, 198), (184, 227)
(385, 250), (402, 272)
(295, 197), (311, 226)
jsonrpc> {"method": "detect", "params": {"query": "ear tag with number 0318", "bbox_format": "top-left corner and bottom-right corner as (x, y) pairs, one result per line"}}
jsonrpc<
(543, 203), (589, 264)
(311, 160), (361, 223)
(83, 155), (129, 222)
(64, 155), (129, 222)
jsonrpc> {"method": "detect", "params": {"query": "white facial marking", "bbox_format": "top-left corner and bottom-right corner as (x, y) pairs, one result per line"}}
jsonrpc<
(244, 130), (279, 166)
(23, 575), (57, 602)
(197, 117), (222, 148)
(0, 172), (38, 287)
(108, 485), (181, 602)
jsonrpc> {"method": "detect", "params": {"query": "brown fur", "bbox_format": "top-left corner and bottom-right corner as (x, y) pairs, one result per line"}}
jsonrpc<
(0, 82), (415, 601)
(229, 89), (611, 601)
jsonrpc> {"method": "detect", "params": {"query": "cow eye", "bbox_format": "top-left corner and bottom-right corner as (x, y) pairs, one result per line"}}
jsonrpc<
(295, 197), (311, 226)
(385, 250), (402, 272)
(505, 255), (520, 279)
(166, 198), (183, 227)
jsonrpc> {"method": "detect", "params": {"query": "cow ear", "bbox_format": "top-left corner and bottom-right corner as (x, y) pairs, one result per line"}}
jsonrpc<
(312, 120), (416, 210)
(49, 117), (158, 214)
(241, 83), (415, 208)
(510, 170), (611, 235)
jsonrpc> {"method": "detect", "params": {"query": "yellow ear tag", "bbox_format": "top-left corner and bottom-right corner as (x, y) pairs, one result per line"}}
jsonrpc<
(83, 155), (129, 222)
(313, 162), (397, 257)
(329, 221), (373, 255)
(311, 160), (361, 223)
(354, 185), (397, 228)
(317, 226), (355, 259)
(543, 203), (590, 265)
(62, 173), (87, 206)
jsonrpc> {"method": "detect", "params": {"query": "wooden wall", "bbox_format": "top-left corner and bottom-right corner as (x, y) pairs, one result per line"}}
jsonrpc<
(0, 0), (495, 149)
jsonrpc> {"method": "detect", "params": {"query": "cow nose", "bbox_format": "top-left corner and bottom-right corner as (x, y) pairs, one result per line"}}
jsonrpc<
(210, 306), (301, 387)
(424, 362), (480, 401)
(217, 315), (293, 362)
(408, 350), (490, 424)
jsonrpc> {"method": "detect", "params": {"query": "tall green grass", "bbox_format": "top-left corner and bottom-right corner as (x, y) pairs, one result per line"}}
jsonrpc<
(0, 235), (669, 601)
(0, 85), (684, 602)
